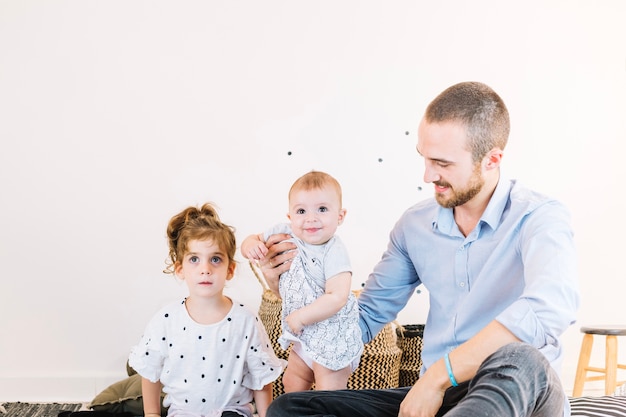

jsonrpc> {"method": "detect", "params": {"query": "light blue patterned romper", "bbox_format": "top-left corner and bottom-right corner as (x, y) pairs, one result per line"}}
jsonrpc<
(264, 223), (363, 371)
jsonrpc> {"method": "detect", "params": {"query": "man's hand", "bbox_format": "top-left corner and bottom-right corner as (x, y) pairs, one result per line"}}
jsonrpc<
(398, 378), (446, 417)
(259, 233), (297, 295)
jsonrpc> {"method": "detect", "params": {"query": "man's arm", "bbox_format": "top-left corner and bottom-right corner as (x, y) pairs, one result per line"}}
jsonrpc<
(399, 321), (520, 417)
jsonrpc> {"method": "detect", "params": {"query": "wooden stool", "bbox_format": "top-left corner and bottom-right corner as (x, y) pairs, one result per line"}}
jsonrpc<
(572, 325), (626, 396)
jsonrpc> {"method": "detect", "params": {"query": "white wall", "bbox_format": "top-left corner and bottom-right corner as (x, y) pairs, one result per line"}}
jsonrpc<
(1, 0), (625, 402)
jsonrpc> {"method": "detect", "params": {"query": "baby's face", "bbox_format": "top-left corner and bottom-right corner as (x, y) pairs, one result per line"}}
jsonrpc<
(287, 186), (345, 245)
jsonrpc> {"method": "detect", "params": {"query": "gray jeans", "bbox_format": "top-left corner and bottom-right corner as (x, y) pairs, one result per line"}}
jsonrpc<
(266, 342), (567, 417)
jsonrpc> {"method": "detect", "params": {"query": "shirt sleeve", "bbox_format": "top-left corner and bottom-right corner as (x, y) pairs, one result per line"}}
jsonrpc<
(242, 315), (287, 390)
(323, 236), (352, 280)
(495, 200), (579, 352)
(357, 213), (422, 343)
(128, 311), (169, 383)
(263, 223), (292, 241)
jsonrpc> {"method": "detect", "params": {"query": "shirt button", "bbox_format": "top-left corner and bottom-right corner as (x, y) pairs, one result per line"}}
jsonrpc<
(459, 282), (465, 287)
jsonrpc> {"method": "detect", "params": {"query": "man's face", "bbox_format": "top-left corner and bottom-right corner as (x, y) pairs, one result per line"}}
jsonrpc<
(417, 119), (484, 208)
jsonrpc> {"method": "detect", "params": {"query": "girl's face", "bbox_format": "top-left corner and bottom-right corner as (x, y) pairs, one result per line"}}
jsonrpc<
(287, 186), (346, 245)
(175, 239), (235, 299)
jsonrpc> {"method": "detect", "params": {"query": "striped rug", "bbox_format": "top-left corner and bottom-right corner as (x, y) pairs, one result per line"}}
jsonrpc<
(0, 402), (83, 417)
(570, 396), (626, 417)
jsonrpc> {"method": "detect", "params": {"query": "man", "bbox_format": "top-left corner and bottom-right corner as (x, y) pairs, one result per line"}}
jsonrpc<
(260, 81), (579, 417)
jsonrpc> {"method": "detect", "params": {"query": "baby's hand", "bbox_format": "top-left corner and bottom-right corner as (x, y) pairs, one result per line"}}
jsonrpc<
(286, 312), (305, 335)
(242, 240), (269, 261)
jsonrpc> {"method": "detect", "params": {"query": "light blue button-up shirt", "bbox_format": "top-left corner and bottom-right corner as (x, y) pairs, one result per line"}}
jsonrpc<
(358, 178), (579, 377)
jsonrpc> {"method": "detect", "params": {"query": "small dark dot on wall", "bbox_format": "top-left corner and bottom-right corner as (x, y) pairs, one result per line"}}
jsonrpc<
(405, 131), (410, 135)
(378, 158), (383, 163)
(287, 151), (292, 156)
(417, 186), (422, 191)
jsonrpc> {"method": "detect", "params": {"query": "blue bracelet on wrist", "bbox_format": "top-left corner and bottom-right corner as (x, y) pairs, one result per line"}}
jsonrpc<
(444, 353), (459, 387)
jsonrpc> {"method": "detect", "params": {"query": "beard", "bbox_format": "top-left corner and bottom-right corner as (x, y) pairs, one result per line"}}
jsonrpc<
(435, 163), (484, 208)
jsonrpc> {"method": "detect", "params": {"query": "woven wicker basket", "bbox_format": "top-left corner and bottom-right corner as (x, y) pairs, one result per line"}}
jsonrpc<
(347, 320), (402, 390)
(395, 324), (425, 387)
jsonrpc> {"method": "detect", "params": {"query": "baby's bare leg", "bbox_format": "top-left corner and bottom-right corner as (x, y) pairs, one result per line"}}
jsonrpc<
(312, 362), (352, 391)
(282, 350), (314, 392)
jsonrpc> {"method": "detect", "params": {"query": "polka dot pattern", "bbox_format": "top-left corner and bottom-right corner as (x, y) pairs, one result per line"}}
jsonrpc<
(128, 299), (286, 416)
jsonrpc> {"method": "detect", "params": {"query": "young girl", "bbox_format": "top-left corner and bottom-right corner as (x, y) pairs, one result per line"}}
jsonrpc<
(129, 203), (286, 417)
(241, 171), (363, 393)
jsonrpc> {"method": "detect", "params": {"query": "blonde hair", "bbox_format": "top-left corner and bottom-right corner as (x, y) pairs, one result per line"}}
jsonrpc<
(288, 171), (343, 206)
(164, 203), (237, 274)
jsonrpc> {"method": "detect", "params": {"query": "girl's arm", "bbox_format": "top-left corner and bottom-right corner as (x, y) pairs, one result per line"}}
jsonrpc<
(286, 271), (351, 334)
(141, 377), (163, 417)
(252, 383), (273, 417)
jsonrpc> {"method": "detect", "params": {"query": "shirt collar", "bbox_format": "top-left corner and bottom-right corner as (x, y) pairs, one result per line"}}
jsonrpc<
(433, 176), (511, 235)
(480, 176), (511, 231)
